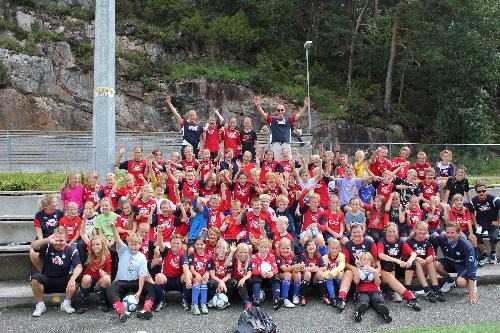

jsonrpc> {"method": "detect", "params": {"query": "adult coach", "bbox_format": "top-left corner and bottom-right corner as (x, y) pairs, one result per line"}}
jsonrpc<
(435, 222), (478, 304)
(254, 95), (309, 161)
(470, 182), (499, 265)
(166, 95), (203, 159)
(31, 226), (82, 317)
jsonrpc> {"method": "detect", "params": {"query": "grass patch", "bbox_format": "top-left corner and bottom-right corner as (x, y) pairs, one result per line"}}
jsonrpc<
(40, 3), (94, 20)
(379, 321), (500, 333)
(69, 41), (94, 73)
(0, 172), (66, 191)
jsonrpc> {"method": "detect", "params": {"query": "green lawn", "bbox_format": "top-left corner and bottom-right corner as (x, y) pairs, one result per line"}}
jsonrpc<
(380, 321), (500, 333)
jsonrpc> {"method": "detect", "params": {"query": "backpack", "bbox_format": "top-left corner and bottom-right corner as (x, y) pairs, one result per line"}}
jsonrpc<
(235, 307), (278, 333)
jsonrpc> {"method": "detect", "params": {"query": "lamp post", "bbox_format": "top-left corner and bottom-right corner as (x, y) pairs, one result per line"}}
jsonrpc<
(304, 41), (312, 134)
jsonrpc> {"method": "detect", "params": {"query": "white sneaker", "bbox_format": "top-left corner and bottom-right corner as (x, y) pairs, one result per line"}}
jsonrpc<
(60, 300), (75, 314)
(413, 289), (426, 296)
(392, 292), (403, 302)
(440, 281), (455, 293)
(32, 302), (46, 317)
(292, 295), (300, 305)
(283, 298), (295, 308)
(474, 280), (478, 294)
(207, 298), (214, 308)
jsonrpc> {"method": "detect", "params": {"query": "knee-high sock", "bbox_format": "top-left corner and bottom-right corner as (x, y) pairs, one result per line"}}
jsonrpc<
(272, 279), (281, 300)
(325, 279), (336, 298)
(155, 283), (166, 303)
(293, 281), (301, 297)
(253, 282), (262, 301)
(191, 283), (201, 305)
(80, 287), (90, 303)
(281, 279), (291, 298)
(200, 283), (208, 304)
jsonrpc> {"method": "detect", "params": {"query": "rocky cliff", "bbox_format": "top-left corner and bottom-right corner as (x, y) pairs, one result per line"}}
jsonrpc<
(0, 2), (404, 145)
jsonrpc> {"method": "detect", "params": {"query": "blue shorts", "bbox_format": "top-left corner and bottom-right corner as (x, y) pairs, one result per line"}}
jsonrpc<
(437, 258), (474, 280)
(475, 225), (499, 244)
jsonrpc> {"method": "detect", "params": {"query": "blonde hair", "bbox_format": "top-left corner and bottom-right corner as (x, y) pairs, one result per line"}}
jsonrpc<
(259, 194), (271, 201)
(276, 194), (289, 204)
(278, 237), (292, 248)
(276, 216), (289, 226)
(62, 171), (80, 193)
(359, 252), (375, 265)
(257, 237), (271, 247)
(127, 232), (141, 244)
(136, 184), (153, 201)
(38, 194), (58, 212)
(327, 237), (341, 248)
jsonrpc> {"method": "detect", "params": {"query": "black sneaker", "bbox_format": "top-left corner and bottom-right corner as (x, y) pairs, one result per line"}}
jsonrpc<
(382, 314), (393, 323)
(273, 298), (284, 311)
(407, 298), (422, 311)
(155, 301), (165, 312)
(337, 299), (346, 312)
(76, 303), (88, 314)
(137, 309), (154, 320)
(181, 299), (189, 311)
(354, 311), (362, 322)
(119, 311), (130, 323)
(331, 297), (338, 308)
(99, 302), (111, 312)
(425, 291), (437, 303)
(434, 291), (446, 302)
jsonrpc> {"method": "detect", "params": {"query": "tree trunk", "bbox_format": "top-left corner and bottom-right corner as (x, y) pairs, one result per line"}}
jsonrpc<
(383, 0), (404, 114)
(398, 66), (406, 104)
(347, 0), (369, 94)
(373, 0), (379, 25)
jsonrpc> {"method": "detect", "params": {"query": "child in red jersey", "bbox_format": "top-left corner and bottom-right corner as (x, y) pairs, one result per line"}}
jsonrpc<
(115, 199), (136, 240)
(197, 148), (214, 179)
(99, 172), (119, 211)
(153, 232), (191, 311)
(179, 169), (201, 202)
(83, 171), (103, 210)
(115, 145), (147, 186)
(188, 235), (213, 315)
(151, 200), (187, 246)
(241, 198), (272, 247)
(259, 194), (278, 232)
(405, 195), (423, 236)
(225, 242), (253, 308)
(205, 227), (220, 258)
(298, 188), (326, 253)
(208, 239), (231, 305)
(297, 238), (327, 306)
(220, 200), (246, 243)
(353, 252), (392, 323)
(238, 151), (255, 179)
(424, 195), (445, 237)
(181, 146), (200, 171)
(321, 194), (347, 244)
(262, 172), (288, 208)
(413, 151), (432, 181)
(335, 153), (349, 178)
(231, 170), (259, 208)
(134, 184), (157, 231)
(259, 147), (281, 183)
(417, 168), (439, 206)
(445, 194), (478, 256)
(275, 238), (300, 308)
(76, 235), (112, 314)
(404, 222), (445, 303)
(269, 216), (295, 254)
(366, 195), (390, 243)
(116, 173), (141, 204)
(222, 117), (241, 160)
(59, 202), (82, 249)
(278, 148), (300, 174)
(391, 146), (411, 179)
(201, 109), (224, 160)
(322, 238), (345, 306)
(369, 146), (392, 177)
(251, 237), (284, 310)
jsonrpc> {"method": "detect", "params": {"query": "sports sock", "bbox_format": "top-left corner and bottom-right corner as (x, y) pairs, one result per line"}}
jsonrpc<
(402, 289), (414, 301)
(319, 245), (327, 256)
(113, 300), (125, 314)
(293, 281), (300, 296)
(338, 290), (347, 301)
(253, 282), (262, 301)
(80, 287), (90, 303)
(143, 299), (153, 311)
(318, 280), (326, 297)
(300, 280), (310, 296)
(325, 279), (336, 298)
(272, 280), (281, 300)
(155, 283), (166, 303)
(99, 288), (108, 304)
(200, 283), (208, 304)
(191, 283), (201, 305)
(281, 280), (291, 298)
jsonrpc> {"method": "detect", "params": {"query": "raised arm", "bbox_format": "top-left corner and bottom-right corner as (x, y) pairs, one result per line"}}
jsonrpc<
(166, 95), (183, 126)
(253, 95), (267, 119)
(114, 144), (125, 167)
(294, 96), (309, 121)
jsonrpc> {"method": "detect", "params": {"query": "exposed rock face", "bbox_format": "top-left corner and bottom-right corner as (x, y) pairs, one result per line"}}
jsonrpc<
(0, 5), (404, 144)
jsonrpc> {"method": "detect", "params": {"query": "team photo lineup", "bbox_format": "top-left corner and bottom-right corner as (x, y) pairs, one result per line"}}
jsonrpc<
(29, 95), (500, 325)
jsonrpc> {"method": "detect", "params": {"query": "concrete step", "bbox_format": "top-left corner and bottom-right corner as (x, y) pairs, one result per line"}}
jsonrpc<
(0, 219), (35, 245)
(0, 193), (60, 216)
(0, 251), (31, 282)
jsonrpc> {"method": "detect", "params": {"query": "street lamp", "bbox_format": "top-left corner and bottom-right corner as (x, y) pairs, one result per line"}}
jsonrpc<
(304, 41), (312, 134)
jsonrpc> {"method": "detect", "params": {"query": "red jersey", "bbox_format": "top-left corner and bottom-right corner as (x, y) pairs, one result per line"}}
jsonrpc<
(299, 252), (324, 268)
(260, 160), (280, 182)
(116, 185), (140, 204)
(391, 157), (410, 178)
(139, 236), (151, 259)
(321, 209), (345, 233)
(83, 253), (112, 279)
(375, 181), (395, 203)
(153, 212), (179, 242)
(336, 165), (346, 178)
(419, 179), (439, 199)
(313, 176), (330, 206)
(205, 240), (217, 258)
(189, 252), (212, 275)
(275, 253), (296, 273)
(199, 185), (219, 200)
(181, 159), (198, 171)
(101, 186), (119, 210)
(356, 276), (380, 292)
(449, 207), (472, 232)
(207, 208), (224, 229)
(222, 128), (241, 157)
(181, 180), (200, 201)
(324, 253), (341, 271)
(161, 249), (186, 277)
(407, 208), (423, 228)
(59, 216), (82, 240)
(243, 211), (267, 239)
(212, 257), (228, 279)
(287, 183), (302, 206)
(124, 160), (147, 186)
(265, 186), (281, 207)
(222, 215), (245, 240)
(424, 206), (442, 229)
(251, 252), (279, 276)
(413, 161), (432, 180)
(115, 212), (133, 240)
(204, 123), (222, 153)
(367, 208), (389, 230)
(134, 199), (156, 226)
(272, 232), (294, 252)
(231, 258), (250, 279)
(83, 184), (103, 207)
(198, 160), (213, 179)
(370, 157), (392, 177)
(278, 160), (295, 174)
(232, 182), (253, 206)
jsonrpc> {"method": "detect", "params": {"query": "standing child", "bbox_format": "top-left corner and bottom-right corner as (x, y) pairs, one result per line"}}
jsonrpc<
(59, 202), (83, 249)
(115, 173), (141, 204)
(201, 109), (224, 160)
(60, 171), (85, 211)
(435, 149), (455, 199)
(76, 235), (112, 314)
(413, 151), (432, 181)
(115, 145), (147, 186)
(275, 238), (300, 308)
(220, 200), (246, 243)
(353, 150), (367, 177)
(240, 117), (258, 160)
(106, 222), (157, 322)
(251, 237), (284, 310)
(222, 117), (241, 160)
(352, 252), (392, 323)
(188, 236), (212, 315)
(321, 195), (347, 244)
(322, 238), (345, 306)
(95, 197), (119, 247)
(83, 171), (103, 210)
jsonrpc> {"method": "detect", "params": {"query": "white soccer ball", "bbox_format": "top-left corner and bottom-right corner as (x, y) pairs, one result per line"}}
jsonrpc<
(359, 267), (374, 282)
(260, 261), (273, 273)
(307, 225), (320, 238)
(122, 295), (139, 312)
(212, 292), (230, 309)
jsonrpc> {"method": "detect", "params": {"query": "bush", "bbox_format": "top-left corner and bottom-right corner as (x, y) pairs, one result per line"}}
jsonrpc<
(0, 172), (66, 191)
(0, 61), (10, 88)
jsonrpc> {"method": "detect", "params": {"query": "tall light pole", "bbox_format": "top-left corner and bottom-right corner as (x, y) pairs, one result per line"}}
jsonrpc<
(92, 0), (116, 182)
(304, 41), (312, 134)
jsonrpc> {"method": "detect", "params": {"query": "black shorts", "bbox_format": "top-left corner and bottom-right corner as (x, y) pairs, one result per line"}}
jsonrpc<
(475, 225), (499, 244)
(437, 258), (471, 279)
(32, 273), (71, 294)
(165, 275), (183, 292)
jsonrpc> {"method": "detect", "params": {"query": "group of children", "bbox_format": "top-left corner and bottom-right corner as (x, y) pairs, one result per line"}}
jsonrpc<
(30, 115), (493, 324)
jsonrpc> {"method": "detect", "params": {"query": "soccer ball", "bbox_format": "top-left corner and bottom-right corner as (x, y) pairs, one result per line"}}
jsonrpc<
(122, 295), (139, 312)
(260, 261), (272, 273)
(307, 225), (320, 238)
(359, 267), (374, 282)
(212, 293), (230, 309)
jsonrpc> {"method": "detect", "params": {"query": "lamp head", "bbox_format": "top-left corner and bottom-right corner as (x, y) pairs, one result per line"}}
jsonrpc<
(304, 41), (313, 49)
